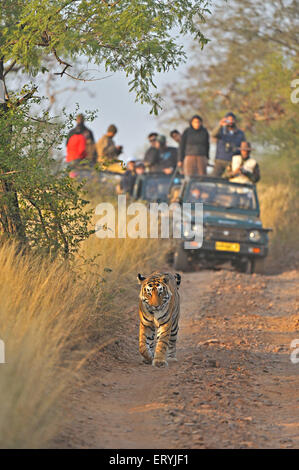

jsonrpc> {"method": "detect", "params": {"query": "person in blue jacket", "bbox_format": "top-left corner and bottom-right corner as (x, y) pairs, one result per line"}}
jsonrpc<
(212, 112), (246, 177)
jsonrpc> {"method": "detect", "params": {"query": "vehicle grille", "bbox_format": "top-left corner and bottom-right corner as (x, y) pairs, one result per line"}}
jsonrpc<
(204, 226), (248, 242)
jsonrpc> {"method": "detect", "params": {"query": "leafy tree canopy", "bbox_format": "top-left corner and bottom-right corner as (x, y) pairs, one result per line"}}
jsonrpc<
(1, 0), (211, 113)
(161, 0), (298, 127)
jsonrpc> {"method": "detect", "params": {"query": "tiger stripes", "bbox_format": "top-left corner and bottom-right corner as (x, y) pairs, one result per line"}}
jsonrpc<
(137, 271), (181, 367)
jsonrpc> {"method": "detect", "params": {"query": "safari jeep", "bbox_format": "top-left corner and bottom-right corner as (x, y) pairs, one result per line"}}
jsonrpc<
(172, 176), (271, 274)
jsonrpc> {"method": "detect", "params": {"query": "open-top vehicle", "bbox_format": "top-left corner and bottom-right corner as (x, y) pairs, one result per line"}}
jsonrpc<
(172, 176), (271, 273)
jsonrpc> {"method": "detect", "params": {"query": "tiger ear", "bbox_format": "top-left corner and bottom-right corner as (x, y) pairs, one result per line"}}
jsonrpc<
(162, 274), (170, 284)
(137, 273), (146, 284)
(175, 273), (181, 286)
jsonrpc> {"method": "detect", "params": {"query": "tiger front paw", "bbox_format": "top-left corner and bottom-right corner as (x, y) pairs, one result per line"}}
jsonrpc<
(152, 359), (168, 368)
(142, 357), (153, 365)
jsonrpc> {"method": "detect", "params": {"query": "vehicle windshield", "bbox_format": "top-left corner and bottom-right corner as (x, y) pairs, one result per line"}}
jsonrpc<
(144, 176), (171, 201)
(185, 181), (257, 210)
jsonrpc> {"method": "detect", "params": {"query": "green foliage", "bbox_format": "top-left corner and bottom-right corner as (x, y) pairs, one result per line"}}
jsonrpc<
(0, 98), (94, 257)
(1, 0), (211, 113)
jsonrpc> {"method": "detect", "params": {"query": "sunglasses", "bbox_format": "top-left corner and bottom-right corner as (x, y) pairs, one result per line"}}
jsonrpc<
(149, 138), (157, 142)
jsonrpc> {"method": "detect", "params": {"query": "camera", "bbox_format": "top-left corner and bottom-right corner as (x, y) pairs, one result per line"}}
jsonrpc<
(225, 142), (234, 153)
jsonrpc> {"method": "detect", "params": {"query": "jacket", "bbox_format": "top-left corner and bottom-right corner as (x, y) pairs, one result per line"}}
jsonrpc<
(179, 126), (210, 162)
(66, 134), (87, 162)
(229, 155), (260, 184)
(212, 125), (246, 162)
(96, 134), (121, 162)
(158, 146), (178, 170)
(144, 147), (160, 169)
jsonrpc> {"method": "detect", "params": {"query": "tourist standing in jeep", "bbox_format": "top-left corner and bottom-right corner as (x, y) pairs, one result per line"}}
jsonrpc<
(177, 115), (210, 177)
(212, 112), (246, 177)
(96, 124), (123, 164)
(143, 132), (160, 172)
(67, 113), (97, 164)
(226, 141), (260, 184)
(170, 129), (181, 145)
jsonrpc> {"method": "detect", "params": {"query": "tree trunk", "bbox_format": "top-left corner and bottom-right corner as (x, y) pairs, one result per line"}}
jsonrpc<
(0, 58), (26, 241)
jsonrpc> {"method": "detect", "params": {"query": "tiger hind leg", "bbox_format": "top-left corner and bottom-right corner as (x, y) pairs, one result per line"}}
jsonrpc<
(167, 321), (179, 362)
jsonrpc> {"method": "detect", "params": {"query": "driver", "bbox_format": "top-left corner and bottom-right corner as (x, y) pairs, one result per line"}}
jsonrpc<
(190, 187), (211, 203)
(190, 187), (201, 201)
(215, 193), (234, 207)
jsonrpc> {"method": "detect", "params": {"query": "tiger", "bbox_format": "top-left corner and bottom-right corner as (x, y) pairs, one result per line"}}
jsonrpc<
(137, 271), (181, 367)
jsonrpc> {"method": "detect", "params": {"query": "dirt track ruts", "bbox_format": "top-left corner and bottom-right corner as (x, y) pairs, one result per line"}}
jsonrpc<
(55, 268), (299, 449)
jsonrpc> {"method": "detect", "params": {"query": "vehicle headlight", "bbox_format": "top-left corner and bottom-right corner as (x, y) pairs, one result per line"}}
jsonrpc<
(248, 230), (261, 242)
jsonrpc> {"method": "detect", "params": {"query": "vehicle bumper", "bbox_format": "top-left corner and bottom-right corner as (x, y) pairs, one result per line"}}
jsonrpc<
(181, 239), (268, 259)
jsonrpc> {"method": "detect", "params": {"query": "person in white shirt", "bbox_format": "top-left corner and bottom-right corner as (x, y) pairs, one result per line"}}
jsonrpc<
(228, 141), (260, 184)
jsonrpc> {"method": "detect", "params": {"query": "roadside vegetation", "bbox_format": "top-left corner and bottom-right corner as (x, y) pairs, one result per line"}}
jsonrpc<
(0, 0), (298, 449)
(0, 231), (168, 448)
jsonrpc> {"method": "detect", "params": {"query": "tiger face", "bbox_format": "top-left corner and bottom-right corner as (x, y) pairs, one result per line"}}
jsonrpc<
(137, 272), (181, 312)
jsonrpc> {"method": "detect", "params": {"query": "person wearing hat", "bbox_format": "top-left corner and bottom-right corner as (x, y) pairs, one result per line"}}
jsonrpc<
(96, 124), (123, 164)
(135, 161), (145, 176)
(178, 115), (210, 177)
(226, 141), (260, 184)
(211, 112), (246, 177)
(155, 135), (177, 174)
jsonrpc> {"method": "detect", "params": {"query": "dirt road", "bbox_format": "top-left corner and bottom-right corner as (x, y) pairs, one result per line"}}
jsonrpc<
(56, 268), (299, 449)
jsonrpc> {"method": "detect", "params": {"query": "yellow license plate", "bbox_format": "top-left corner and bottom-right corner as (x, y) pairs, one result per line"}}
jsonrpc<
(215, 241), (240, 252)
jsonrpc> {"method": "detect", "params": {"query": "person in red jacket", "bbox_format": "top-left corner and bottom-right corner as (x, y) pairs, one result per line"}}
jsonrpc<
(66, 129), (87, 178)
(66, 130), (87, 163)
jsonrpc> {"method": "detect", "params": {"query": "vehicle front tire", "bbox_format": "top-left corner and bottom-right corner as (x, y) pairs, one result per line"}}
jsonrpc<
(235, 258), (254, 274)
(173, 245), (189, 272)
(252, 258), (266, 274)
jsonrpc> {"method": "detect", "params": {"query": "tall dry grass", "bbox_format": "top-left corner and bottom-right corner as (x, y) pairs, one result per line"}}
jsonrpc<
(0, 243), (98, 448)
(258, 182), (299, 270)
(0, 225), (168, 447)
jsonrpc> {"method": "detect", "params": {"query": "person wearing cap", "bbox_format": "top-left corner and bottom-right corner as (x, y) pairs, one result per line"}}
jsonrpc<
(144, 132), (160, 172)
(226, 141), (260, 184)
(156, 135), (177, 174)
(135, 161), (145, 176)
(96, 124), (123, 164)
(212, 112), (246, 177)
(178, 115), (210, 177)
(66, 113), (97, 164)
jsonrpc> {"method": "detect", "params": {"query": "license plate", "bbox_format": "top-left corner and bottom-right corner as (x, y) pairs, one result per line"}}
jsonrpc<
(215, 241), (240, 252)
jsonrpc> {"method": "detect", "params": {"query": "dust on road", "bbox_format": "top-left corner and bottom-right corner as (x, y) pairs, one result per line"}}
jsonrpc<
(55, 268), (299, 449)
